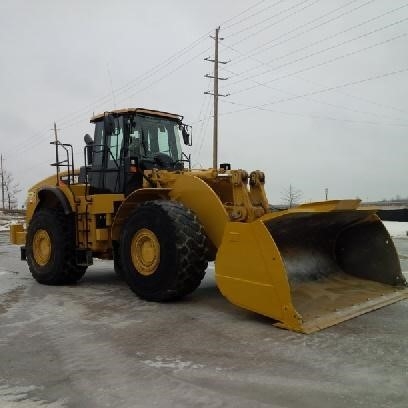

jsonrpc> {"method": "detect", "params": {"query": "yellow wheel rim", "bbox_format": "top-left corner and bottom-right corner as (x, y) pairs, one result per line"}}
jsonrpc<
(131, 228), (160, 276)
(32, 229), (52, 266)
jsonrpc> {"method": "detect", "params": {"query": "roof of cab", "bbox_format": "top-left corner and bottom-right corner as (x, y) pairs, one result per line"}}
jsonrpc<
(90, 108), (183, 123)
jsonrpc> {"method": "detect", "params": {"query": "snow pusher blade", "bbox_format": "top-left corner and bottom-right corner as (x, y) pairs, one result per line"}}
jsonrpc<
(215, 200), (408, 333)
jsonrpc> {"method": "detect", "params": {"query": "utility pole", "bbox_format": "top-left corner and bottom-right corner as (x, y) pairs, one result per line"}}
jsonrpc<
(1, 154), (4, 210)
(204, 26), (229, 169)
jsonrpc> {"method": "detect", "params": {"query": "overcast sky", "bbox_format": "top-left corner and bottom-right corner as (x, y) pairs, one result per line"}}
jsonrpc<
(1, 0), (407, 205)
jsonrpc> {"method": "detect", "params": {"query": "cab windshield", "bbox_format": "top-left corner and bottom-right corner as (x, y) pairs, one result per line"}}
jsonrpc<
(128, 115), (182, 162)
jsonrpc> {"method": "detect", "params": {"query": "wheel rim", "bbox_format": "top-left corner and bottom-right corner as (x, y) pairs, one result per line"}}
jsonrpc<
(32, 229), (52, 266)
(131, 228), (160, 276)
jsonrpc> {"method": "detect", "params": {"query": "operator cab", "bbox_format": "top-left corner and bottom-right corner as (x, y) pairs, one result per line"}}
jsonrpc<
(79, 108), (191, 195)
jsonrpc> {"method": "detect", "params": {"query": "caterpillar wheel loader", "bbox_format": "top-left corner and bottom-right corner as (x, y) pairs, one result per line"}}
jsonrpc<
(10, 107), (408, 333)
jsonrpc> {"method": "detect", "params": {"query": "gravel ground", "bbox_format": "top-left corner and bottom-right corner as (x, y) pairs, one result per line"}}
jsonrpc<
(0, 232), (407, 408)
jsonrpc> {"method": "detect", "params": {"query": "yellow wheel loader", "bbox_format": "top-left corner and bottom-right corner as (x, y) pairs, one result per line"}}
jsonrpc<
(10, 108), (408, 333)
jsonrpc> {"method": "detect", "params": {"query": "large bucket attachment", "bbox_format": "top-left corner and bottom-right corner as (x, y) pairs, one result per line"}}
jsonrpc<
(215, 200), (408, 333)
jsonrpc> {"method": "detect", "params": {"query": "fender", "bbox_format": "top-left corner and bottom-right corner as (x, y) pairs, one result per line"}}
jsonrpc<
(24, 172), (76, 222)
(35, 186), (74, 215)
(168, 174), (228, 248)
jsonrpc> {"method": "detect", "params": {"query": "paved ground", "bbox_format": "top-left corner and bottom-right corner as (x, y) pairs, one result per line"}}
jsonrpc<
(0, 232), (407, 408)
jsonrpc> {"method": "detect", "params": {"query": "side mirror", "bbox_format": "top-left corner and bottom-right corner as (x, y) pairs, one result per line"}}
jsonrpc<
(84, 134), (93, 145)
(84, 133), (94, 165)
(181, 125), (192, 146)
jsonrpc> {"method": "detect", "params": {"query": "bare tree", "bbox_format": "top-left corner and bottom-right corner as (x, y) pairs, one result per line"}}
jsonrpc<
(1, 166), (21, 210)
(281, 184), (303, 208)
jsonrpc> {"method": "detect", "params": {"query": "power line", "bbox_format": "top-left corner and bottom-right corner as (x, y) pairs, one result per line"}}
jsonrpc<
(4, 45), (212, 158)
(222, 0), (270, 29)
(220, 98), (408, 127)
(230, 32), (408, 95)
(57, 0), (290, 129)
(194, 77), (212, 129)
(221, 67), (406, 122)
(296, 75), (408, 115)
(226, 0), (376, 68)
(192, 76), (215, 162)
(4, 39), (212, 158)
(224, 3), (408, 81)
(56, 35), (212, 127)
(193, 99), (213, 167)
(227, 0), (322, 44)
(55, 48), (212, 131)
(223, 0), (285, 30)
(220, 67), (408, 120)
(219, 3), (408, 117)
(192, 87), (213, 160)
(55, 0), (288, 131)
(59, 45), (212, 131)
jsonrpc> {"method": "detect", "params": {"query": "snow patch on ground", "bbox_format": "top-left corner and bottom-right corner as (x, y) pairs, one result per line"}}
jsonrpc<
(0, 212), (25, 232)
(142, 356), (205, 371)
(0, 383), (66, 407)
(383, 221), (408, 239)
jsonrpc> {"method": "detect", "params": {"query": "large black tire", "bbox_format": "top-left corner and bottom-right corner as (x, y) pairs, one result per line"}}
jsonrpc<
(26, 208), (87, 285)
(119, 200), (208, 301)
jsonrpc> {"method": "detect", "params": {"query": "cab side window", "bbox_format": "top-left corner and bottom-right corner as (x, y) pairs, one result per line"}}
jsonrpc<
(92, 122), (104, 167)
(106, 117), (124, 168)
